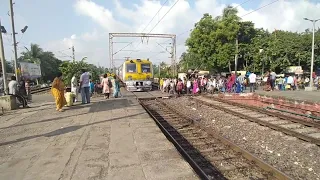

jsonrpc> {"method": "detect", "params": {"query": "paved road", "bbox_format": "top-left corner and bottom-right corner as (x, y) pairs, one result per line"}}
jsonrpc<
(31, 93), (53, 103)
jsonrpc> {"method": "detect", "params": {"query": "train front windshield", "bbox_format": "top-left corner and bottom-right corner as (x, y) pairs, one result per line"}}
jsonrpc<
(126, 63), (136, 73)
(141, 63), (151, 73)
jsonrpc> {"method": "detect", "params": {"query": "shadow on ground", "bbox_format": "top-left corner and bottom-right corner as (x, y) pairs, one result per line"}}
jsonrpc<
(0, 112), (146, 146)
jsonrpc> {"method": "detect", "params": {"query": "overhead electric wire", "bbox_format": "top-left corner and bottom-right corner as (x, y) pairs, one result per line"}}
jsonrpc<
(113, 42), (132, 55)
(240, 0), (279, 18)
(147, 0), (180, 34)
(141, 0), (169, 33)
(159, 0), (255, 46)
(161, 0), (279, 51)
(130, 0), (181, 55)
(113, 0), (169, 56)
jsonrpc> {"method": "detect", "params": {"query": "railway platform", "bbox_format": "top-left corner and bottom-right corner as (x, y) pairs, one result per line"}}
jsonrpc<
(0, 90), (198, 180)
(255, 89), (320, 103)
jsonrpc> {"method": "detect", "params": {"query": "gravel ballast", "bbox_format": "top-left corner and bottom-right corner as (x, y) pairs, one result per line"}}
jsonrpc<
(164, 96), (320, 180)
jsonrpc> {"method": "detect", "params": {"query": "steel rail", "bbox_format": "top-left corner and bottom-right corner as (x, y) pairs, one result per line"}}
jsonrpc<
(265, 106), (320, 121)
(139, 99), (226, 180)
(205, 96), (320, 127)
(259, 99), (320, 115)
(157, 99), (292, 180)
(191, 96), (320, 146)
(30, 86), (51, 94)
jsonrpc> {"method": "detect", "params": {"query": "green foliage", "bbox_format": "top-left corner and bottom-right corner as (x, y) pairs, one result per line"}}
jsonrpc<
(59, 60), (87, 85)
(181, 6), (320, 74)
(59, 60), (107, 86)
(18, 44), (107, 84)
(19, 44), (62, 82)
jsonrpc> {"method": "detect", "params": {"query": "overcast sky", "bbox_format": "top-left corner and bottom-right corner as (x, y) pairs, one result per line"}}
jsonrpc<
(1, 0), (320, 68)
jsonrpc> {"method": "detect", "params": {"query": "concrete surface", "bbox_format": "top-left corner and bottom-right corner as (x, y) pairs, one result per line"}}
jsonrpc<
(0, 95), (18, 110)
(254, 89), (320, 103)
(0, 93), (198, 180)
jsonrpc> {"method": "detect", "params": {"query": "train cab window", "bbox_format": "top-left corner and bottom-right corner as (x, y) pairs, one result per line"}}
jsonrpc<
(126, 63), (136, 73)
(141, 64), (151, 73)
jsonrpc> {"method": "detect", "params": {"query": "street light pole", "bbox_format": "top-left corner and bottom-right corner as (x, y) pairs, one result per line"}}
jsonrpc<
(0, 19), (8, 94)
(304, 18), (320, 91)
(9, 0), (19, 81)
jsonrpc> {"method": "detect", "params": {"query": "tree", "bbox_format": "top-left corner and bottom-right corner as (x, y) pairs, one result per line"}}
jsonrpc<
(59, 60), (106, 85)
(19, 44), (62, 82)
(183, 6), (320, 74)
(59, 60), (89, 85)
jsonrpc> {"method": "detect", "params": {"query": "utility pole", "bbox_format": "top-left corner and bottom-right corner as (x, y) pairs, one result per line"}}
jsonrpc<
(158, 64), (161, 77)
(0, 19), (8, 94)
(9, 0), (19, 81)
(172, 36), (177, 77)
(235, 37), (239, 80)
(72, 46), (75, 62)
(304, 17), (320, 91)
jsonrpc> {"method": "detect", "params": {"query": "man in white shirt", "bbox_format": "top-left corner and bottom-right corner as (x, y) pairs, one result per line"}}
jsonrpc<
(71, 75), (78, 102)
(8, 76), (18, 95)
(287, 75), (294, 90)
(248, 72), (256, 92)
(8, 76), (28, 107)
(186, 79), (191, 94)
(80, 69), (90, 104)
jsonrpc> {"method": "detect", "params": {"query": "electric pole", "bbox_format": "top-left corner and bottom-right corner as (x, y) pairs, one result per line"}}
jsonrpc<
(0, 19), (8, 94)
(235, 37), (239, 80)
(9, 0), (19, 81)
(72, 46), (75, 62)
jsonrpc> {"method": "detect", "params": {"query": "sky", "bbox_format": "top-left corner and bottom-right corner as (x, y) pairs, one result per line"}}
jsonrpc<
(1, 0), (320, 68)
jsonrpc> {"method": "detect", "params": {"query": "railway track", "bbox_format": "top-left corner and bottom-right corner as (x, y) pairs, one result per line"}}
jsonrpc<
(30, 86), (51, 94)
(191, 96), (320, 146)
(139, 98), (291, 180)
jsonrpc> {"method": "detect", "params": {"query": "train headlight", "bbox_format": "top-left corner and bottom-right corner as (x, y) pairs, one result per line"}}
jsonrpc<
(145, 81), (151, 85)
(126, 81), (134, 86)
(146, 75), (150, 80)
(128, 76), (132, 80)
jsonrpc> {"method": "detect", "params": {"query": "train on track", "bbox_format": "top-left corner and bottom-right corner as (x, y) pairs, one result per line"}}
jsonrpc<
(117, 59), (154, 91)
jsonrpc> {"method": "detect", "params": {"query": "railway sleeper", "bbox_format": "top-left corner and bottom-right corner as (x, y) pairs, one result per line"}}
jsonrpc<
(191, 140), (216, 146)
(217, 164), (251, 173)
(186, 136), (208, 140)
(194, 98), (320, 146)
(177, 127), (195, 131)
(144, 100), (293, 180)
(207, 155), (241, 162)
(206, 96), (320, 127)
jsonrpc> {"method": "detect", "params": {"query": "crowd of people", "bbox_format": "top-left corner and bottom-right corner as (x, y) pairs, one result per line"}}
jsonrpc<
(158, 70), (320, 95)
(51, 69), (122, 112)
(262, 71), (320, 91)
(1, 68), (319, 112)
(158, 71), (258, 95)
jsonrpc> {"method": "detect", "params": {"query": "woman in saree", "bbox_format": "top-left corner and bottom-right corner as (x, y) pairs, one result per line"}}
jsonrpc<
(51, 72), (67, 112)
(192, 78), (199, 94)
